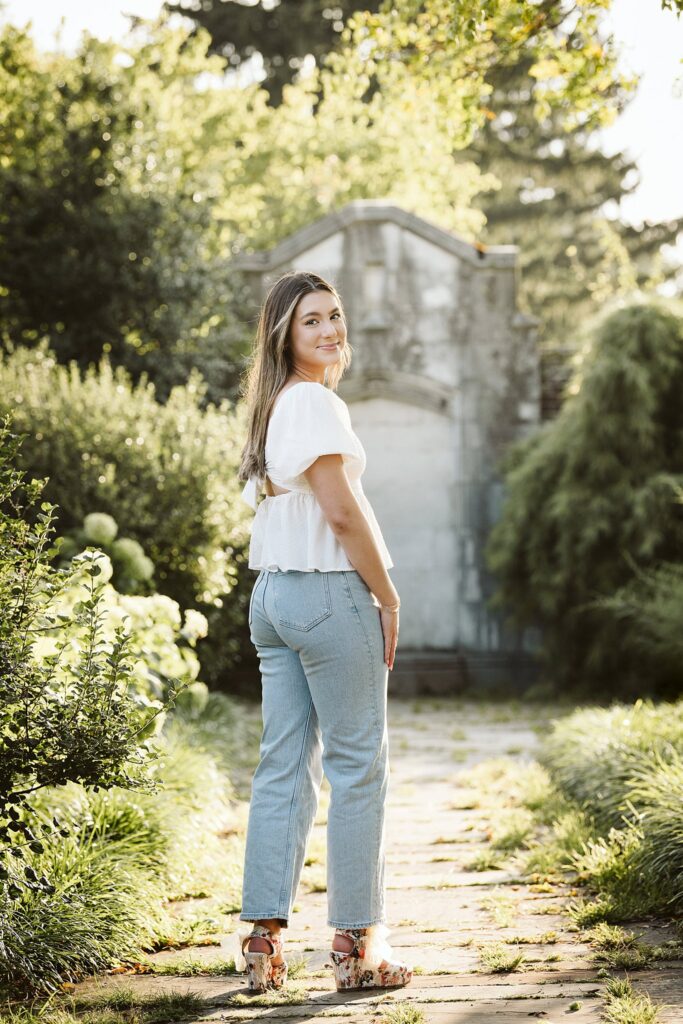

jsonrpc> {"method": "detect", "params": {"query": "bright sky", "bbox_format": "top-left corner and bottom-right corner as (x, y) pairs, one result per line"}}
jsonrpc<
(1, 0), (682, 232)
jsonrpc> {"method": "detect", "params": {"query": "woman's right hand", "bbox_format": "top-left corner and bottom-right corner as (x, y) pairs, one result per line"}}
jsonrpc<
(379, 606), (399, 671)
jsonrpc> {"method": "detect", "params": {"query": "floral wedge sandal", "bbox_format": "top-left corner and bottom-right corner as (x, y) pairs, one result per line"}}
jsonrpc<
(240, 924), (288, 993)
(330, 924), (412, 992)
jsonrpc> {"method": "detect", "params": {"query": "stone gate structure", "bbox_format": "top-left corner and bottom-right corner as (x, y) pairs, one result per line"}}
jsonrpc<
(234, 200), (542, 693)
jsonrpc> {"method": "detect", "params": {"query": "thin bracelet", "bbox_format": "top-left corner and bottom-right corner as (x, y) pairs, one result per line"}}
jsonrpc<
(380, 601), (401, 612)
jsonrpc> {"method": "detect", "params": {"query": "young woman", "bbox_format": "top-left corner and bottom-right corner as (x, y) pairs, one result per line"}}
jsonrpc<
(235, 270), (411, 994)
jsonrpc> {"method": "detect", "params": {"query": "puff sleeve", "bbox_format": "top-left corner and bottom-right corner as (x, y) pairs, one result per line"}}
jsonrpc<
(268, 384), (364, 487)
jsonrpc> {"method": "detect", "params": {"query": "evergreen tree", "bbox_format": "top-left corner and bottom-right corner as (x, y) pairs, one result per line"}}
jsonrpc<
(486, 302), (683, 697)
(463, 57), (683, 417)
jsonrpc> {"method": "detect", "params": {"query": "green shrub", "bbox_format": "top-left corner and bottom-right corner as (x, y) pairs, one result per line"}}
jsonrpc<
(486, 302), (683, 696)
(0, 417), (247, 994)
(592, 561), (683, 686)
(32, 551), (209, 713)
(0, 419), (161, 907)
(0, 344), (254, 687)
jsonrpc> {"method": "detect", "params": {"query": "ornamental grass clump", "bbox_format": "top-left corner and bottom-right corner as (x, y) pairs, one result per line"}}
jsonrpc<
(602, 976), (661, 1024)
(540, 699), (683, 918)
(626, 753), (683, 911)
(540, 700), (683, 832)
(1, 719), (240, 994)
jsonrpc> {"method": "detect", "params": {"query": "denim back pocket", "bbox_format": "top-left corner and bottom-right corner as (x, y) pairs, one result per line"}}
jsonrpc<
(272, 570), (332, 631)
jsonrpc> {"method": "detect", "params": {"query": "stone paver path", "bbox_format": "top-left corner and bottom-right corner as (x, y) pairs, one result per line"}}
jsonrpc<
(73, 699), (683, 1022)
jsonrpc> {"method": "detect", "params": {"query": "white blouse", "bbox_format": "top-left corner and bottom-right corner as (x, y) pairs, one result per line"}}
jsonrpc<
(240, 382), (393, 573)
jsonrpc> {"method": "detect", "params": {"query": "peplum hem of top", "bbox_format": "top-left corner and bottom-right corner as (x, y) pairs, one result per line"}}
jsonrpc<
(247, 488), (393, 572)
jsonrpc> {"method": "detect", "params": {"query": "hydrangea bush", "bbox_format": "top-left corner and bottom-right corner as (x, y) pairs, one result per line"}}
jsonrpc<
(0, 418), (209, 905)
(0, 343), (254, 688)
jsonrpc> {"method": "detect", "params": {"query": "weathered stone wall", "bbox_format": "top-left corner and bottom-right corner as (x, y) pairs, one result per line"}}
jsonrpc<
(235, 200), (542, 686)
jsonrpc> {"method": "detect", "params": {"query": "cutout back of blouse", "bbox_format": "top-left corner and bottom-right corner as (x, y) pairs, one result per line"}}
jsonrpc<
(240, 381), (393, 572)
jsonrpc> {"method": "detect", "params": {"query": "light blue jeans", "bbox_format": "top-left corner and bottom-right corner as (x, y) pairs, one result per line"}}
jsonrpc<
(239, 568), (389, 929)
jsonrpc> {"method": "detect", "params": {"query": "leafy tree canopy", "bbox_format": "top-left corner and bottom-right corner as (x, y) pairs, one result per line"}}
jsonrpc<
(2, 2), (680, 403)
(169, 0), (639, 134)
(326, 0), (636, 141)
(0, 14), (497, 384)
(0, 21), (256, 395)
(169, 0), (682, 415)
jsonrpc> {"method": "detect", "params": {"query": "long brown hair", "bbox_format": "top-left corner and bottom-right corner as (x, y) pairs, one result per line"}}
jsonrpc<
(238, 270), (352, 485)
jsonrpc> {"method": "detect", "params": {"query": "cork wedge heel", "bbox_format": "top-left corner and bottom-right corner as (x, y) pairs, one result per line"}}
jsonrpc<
(241, 925), (287, 993)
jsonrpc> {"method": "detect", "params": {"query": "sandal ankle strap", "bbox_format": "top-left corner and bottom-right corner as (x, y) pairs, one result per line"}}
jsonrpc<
(334, 928), (367, 956)
(333, 925), (396, 969)
(243, 924), (282, 956)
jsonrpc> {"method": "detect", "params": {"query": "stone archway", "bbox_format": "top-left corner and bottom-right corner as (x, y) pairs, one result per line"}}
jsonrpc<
(234, 200), (542, 691)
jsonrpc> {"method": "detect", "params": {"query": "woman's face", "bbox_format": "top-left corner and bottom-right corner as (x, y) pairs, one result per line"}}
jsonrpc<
(288, 289), (346, 380)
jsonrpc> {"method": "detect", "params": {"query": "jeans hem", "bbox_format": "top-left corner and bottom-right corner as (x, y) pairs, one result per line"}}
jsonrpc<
(239, 912), (289, 927)
(328, 917), (387, 929)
